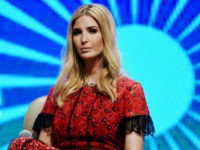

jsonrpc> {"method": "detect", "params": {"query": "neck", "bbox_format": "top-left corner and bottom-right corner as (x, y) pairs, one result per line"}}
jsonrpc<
(84, 58), (102, 84)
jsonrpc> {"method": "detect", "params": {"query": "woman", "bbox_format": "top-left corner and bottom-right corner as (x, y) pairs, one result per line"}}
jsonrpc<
(9, 4), (154, 150)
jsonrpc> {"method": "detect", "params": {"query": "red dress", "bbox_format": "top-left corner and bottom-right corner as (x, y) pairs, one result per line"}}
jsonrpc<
(9, 76), (154, 150)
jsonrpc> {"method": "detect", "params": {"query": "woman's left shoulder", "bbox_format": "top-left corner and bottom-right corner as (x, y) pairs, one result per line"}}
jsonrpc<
(116, 76), (144, 98)
(117, 75), (141, 87)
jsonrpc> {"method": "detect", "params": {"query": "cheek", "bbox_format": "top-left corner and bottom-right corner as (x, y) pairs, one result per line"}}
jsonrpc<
(94, 35), (103, 49)
(73, 38), (80, 49)
(72, 40), (80, 55)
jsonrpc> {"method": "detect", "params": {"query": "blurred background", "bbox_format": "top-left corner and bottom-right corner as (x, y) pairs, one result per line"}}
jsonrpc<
(0, 0), (200, 149)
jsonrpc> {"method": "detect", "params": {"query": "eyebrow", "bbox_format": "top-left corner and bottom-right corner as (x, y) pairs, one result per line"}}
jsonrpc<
(73, 26), (99, 29)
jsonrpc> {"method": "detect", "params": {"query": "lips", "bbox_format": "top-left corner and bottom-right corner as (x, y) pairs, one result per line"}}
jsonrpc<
(80, 47), (91, 52)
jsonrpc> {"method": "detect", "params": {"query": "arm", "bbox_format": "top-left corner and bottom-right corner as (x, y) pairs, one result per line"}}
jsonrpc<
(33, 87), (57, 146)
(38, 127), (53, 146)
(122, 80), (153, 150)
(118, 78), (154, 149)
(125, 131), (144, 150)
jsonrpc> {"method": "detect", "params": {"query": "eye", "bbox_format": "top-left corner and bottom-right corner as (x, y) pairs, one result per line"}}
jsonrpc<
(89, 28), (98, 34)
(72, 29), (81, 36)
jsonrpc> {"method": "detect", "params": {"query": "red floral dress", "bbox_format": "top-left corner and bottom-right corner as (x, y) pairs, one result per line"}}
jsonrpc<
(9, 76), (154, 150)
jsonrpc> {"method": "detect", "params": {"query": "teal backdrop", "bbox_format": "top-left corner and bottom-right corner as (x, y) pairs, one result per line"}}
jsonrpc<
(0, 0), (200, 149)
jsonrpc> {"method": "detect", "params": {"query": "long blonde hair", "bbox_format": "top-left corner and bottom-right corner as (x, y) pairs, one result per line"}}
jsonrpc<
(54, 4), (121, 106)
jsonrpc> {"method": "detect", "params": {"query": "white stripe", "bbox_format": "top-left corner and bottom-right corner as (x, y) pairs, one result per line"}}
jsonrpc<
(42, 0), (71, 22)
(131, 0), (138, 23)
(81, 0), (92, 4)
(164, 132), (180, 150)
(187, 42), (200, 54)
(192, 95), (200, 102)
(107, 0), (121, 25)
(187, 110), (200, 123)
(164, 0), (189, 32)
(0, 75), (56, 88)
(193, 63), (200, 70)
(0, 143), (9, 150)
(0, 89), (2, 106)
(178, 14), (200, 41)
(149, 137), (158, 150)
(177, 123), (200, 149)
(0, 0), (65, 45)
(196, 80), (200, 85)
(148, 0), (162, 26)
(0, 39), (61, 65)
(0, 104), (29, 125)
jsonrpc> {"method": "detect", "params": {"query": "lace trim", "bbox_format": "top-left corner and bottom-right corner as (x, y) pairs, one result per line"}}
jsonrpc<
(32, 113), (53, 138)
(117, 115), (155, 137)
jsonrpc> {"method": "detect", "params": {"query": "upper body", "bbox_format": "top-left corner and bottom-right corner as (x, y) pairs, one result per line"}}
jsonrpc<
(34, 76), (154, 150)
(33, 4), (154, 150)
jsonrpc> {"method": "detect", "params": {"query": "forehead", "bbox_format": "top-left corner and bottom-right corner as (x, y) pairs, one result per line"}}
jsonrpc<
(73, 15), (99, 28)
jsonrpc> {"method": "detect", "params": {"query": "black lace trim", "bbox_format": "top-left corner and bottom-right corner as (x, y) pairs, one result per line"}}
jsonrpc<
(32, 113), (53, 138)
(117, 115), (155, 137)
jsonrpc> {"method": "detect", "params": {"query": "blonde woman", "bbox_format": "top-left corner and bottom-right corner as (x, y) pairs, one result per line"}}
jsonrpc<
(9, 4), (154, 150)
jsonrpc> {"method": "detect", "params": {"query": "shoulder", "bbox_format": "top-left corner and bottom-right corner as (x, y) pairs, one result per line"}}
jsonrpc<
(117, 75), (141, 88)
(45, 85), (57, 106)
(116, 75), (144, 100)
(49, 85), (55, 93)
(117, 77), (149, 116)
(41, 85), (58, 114)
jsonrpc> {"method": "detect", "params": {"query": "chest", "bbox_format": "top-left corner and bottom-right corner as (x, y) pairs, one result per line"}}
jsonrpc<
(52, 86), (124, 142)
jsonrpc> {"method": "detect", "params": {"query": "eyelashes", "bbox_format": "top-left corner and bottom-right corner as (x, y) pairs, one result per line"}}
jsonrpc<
(72, 29), (81, 36)
(72, 28), (98, 36)
(89, 28), (97, 34)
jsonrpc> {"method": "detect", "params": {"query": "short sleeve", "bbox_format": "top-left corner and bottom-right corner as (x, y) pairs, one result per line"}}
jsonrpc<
(124, 81), (149, 116)
(41, 86), (58, 115)
(117, 79), (155, 137)
(33, 86), (58, 137)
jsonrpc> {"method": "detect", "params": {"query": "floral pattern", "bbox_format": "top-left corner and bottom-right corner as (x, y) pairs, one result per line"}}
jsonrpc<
(9, 76), (154, 150)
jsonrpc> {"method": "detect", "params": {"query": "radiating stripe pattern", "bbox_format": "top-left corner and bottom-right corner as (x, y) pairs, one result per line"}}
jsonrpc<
(0, 0), (199, 149)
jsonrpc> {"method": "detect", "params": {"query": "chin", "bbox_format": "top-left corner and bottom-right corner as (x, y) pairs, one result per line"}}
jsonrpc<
(80, 55), (101, 62)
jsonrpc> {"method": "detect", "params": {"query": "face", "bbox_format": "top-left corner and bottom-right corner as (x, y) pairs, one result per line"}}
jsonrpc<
(72, 15), (103, 62)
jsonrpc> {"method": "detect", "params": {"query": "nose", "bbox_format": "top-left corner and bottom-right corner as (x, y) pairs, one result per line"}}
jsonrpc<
(81, 32), (88, 44)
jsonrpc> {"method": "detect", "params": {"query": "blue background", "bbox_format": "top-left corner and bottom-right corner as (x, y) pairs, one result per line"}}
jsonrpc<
(0, 0), (200, 149)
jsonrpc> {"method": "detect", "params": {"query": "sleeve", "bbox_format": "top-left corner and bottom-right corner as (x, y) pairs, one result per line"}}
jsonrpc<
(32, 86), (58, 137)
(117, 80), (155, 137)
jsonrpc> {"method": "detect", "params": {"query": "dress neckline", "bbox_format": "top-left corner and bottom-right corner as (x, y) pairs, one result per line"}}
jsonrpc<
(85, 83), (97, 87)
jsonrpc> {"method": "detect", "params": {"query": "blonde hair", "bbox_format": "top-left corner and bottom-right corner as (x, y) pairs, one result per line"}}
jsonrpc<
(54, 4), (121, 106)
